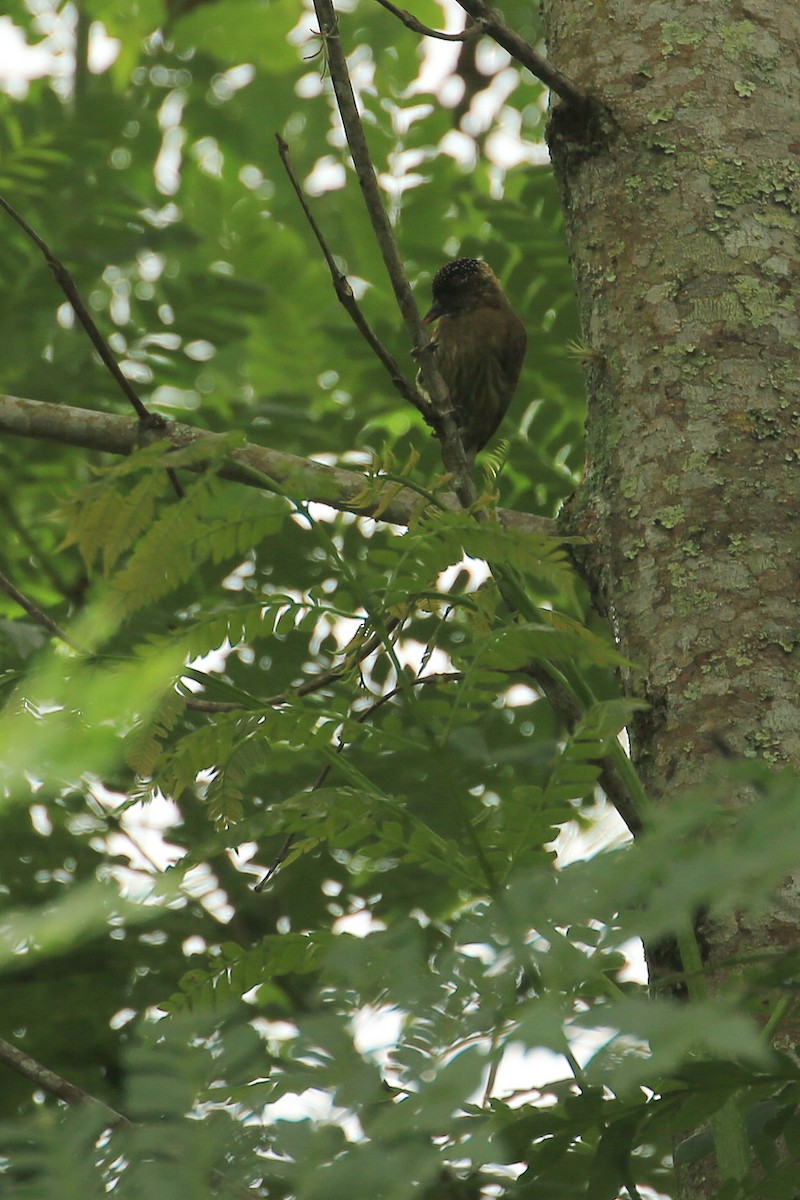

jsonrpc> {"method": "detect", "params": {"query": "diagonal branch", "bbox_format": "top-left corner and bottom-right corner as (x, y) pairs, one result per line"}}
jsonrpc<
(0, 1035), (262, 1198)
(0, 567), (84, 652)
(0, 1035), (129, 1127)
(455, 0), (595, 112)
(2, 500), (79, 601)
(275, 133), (430, 421)
(374, 0), (483, 42)
(0, 194), (184, 499)
(0, 196), (154, 426)
(311, 0), (477, 506)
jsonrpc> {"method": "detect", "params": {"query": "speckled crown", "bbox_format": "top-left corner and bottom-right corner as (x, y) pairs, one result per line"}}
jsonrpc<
(431, 258), (483, 297)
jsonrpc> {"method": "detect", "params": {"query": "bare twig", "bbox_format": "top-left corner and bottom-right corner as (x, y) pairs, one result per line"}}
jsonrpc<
(0, 1036), (129, 1127)
(2, 502), (78, 601)
(184, 696), (252, 713)
(0, 567), (84, 652)
(310, 0), (477, 507)
(0, 196), (152, 424)
(0, 194), (184, 498)
(455, 0), (594, 113)
(0, 394), (555, 536)
(374, 0), (483, 42)
(275, 134), (430, 420)
(254, 670), (464, 891)
(187, 614), (403, 714)
(0, 1036), (262, 1198)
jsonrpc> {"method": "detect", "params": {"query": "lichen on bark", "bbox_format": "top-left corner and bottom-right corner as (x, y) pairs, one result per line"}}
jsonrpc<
(542, 1), (800, 1189)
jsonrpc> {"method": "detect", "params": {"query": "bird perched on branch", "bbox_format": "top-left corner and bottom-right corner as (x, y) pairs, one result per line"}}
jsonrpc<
(420, 258), (527, 464)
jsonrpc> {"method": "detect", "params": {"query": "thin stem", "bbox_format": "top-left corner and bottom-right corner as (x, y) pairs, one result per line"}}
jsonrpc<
(0, 1036), (261, 1198)
(2, 501), (77, 600)
(455, 0), (595, 112)
(374, 0), (483, 42)
(0, 567), (84, 652)
(73, 2), (90, 109)
(254, 670), (464, 891)
(0, 196), (151, 423)
(0, 195), (184, 498)
(0, 1036), (128, 1128)
(275, 133), (427, 418)
(310, 0), (477, 506)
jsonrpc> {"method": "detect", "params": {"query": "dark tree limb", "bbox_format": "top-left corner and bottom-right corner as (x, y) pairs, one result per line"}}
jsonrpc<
(2, 501), (78, 601)
(0, 196), (153, 424)
(0, 1036), (262, 1197)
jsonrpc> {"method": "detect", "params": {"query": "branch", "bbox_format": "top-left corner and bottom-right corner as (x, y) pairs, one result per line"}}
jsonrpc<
(0, 393), (555, 537)
(0, 568), (84, 652)
(0, 196), (153, 425)
(374, 0), (483, 42)
(455, 0), (594, 112)
(2, 501), (79, 601)
(254, 670), (465, 891)
(275, 134), (430, 421)
(311, 0), (477, 507)
(0, 194), (184, 499)
(0, 1036), (262, 1198)
(0, 1035), (128, 1128)
(186, 612), (404, 714)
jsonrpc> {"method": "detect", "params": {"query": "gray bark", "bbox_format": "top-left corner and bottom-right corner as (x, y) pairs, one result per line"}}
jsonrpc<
(541, 2), (800, 1193)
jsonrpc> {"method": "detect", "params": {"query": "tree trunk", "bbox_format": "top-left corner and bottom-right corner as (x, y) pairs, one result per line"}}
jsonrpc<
(540, 1), (800, 1194)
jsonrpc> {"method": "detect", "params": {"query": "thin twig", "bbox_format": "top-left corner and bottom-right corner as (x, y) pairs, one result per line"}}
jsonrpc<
(374, 0), (483, 42)
(73, 2), (90, 109)
(455, 0), (595, 113)
(0, 1036), (129, 1127)
(186, 615), (403, 714)
(275, 134), (430, 420)
(0, 196), (152, 424)
(184, 696), (252, 713)
(310, 0), (477, 507)
(0, 194), (184, 498)
(254, 669), (464, 891)
(1, 501), (77, 600)
(0, 1036), (262, 1198)
(0, 567), (84, 652)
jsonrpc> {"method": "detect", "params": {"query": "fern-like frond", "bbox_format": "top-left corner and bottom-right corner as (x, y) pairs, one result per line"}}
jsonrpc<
(125, 685), (186, 777)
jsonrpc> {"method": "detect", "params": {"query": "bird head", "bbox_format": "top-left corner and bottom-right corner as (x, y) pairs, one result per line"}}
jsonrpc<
(422, 258), (501, 324)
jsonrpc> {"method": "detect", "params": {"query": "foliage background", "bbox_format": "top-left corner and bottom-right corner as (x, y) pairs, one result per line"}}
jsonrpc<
(1, 3), (800, 1199)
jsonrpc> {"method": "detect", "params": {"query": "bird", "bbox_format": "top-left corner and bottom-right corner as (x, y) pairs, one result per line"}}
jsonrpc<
(420, 258), (527, 464)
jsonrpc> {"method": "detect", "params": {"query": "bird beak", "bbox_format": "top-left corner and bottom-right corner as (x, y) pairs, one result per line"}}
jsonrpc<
(422, 301), (443, 325)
